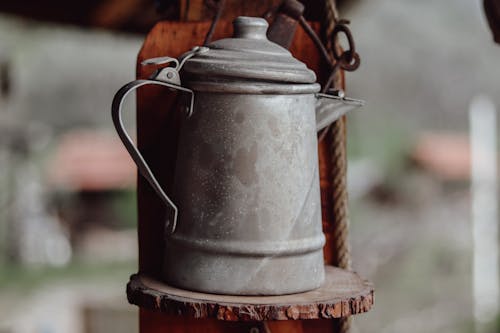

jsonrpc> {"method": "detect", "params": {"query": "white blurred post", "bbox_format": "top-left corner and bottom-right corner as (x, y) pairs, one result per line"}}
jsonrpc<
(470, 95), (499, 332)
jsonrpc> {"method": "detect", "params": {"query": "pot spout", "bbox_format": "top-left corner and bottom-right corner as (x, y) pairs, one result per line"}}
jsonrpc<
(315, 91), (365, 132)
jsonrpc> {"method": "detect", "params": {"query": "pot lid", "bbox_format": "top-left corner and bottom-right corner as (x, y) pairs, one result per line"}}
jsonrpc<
(182, 16), (317, 85)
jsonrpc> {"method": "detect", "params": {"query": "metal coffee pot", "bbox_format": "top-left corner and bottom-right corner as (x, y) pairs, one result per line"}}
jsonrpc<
(112, 16), (362, 295)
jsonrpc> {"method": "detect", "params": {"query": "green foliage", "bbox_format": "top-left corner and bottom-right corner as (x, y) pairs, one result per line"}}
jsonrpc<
(110, 189), (137, 229)
(0, 260), (136, 293)
(347, 115), (415, 182)
(485, 314), (500, 333)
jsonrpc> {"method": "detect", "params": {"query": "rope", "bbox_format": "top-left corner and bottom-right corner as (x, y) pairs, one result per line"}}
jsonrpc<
(323, 1), (351, 332)
(329, 117), (350, 271)
(324, 0), (339, 52)
(330, 118), (351, 333)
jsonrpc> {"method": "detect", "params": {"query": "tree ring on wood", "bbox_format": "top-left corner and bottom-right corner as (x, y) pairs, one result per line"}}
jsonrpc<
(126, 265), (374, 321)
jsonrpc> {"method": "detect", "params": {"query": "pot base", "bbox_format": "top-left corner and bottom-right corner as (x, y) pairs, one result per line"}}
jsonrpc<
(162, 245), (325, 295)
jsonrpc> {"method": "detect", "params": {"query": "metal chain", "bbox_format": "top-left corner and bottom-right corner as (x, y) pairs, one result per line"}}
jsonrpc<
(297, 15), (359, 93)
(203, 0), (226, 45)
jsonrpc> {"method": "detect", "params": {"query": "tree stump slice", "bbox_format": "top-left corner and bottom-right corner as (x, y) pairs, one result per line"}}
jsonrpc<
(127, 266), (373, 321)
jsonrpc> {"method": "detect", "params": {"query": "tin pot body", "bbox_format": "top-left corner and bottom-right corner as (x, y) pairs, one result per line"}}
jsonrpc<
(163, 92), (325, 295)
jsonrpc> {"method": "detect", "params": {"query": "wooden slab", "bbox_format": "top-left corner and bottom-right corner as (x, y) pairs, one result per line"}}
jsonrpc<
(134, 18), (371, 333)
(128, 266), (374, 321)
(135, 19), (324, 279)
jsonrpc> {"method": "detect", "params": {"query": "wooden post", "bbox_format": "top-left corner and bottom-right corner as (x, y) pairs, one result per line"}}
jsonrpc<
(135, 20), (338, 333)
(132, 4), (368, 332)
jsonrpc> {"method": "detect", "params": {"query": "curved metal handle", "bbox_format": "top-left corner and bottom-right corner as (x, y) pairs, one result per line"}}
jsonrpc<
(111, 79), (194, 234)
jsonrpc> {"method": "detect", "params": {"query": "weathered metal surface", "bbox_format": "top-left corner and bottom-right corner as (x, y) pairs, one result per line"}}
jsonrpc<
(128, 266), (374, 321)
(164, 92), (324, 294)
(113, 17), (362, 295)
(183, 17), (317, 92)
(315, 93), (364, 132)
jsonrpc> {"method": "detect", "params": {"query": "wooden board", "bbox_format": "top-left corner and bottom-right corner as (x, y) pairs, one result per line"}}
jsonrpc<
(179, 0), (282, 21)
(135, 19), (368, 333)
(135, 19), (326, 282)
(128, 266), (373, 321)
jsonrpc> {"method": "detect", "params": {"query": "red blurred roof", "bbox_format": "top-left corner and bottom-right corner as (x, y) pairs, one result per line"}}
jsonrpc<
(412, 131), (471, 181)
(48, 130), (136, 191)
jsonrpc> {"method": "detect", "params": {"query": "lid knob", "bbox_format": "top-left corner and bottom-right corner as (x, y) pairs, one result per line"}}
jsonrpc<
(233, 16), (268, 40)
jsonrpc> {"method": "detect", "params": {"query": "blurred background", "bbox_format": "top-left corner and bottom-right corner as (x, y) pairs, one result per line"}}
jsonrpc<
(0, 0), (499, 332)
